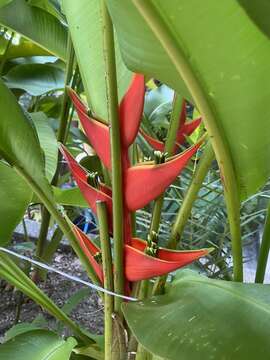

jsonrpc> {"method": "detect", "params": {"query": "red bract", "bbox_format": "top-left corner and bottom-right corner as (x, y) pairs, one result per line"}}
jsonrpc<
(125, 238), (211, 281)
(59, 144), (113, 229)
(72, 224), (104, 283)
(63, 74), (209, 285)
(140, 99), (201, 153)
(71, 224), (211, 283)
(124, 142), (201, 211)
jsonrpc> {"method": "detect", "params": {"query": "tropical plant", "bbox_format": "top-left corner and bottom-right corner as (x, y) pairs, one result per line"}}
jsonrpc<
(1, 1), (270, 359)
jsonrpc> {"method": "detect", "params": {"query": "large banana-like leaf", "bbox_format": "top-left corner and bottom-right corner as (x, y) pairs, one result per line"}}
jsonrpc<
(123, 270), (270, 360)
(0, 161), (31, 246)
(0, 0), (67, 60)
(62, 0), (132, 121)
(0, 330), (77, 359)
(107, 0), (270, 200)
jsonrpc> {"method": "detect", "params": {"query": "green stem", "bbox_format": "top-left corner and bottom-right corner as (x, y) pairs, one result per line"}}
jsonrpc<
(152, 141), (214, 295)
(36, 206), (51, 259)
(101, 1), (125, 312)
(255, 202), (270, 283)
(149, 94), (183, 233)
(97, 201), (114, 360)
(0, 31), (14, 75)
(35, 35), (75, 266)
(132, 0), (243, 282)
(170, 141), (214, 247)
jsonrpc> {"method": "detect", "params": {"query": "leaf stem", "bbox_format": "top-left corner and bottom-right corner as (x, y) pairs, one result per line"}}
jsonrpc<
(132, 0), (243, 281)
(101, 1), (125, 312)
(97, 201), (114, 360)
(170, 141), (214, 247)
(255, 202), (270, 283)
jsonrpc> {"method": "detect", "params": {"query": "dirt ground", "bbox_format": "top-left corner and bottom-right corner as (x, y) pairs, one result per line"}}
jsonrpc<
(0, 246), (104, 340)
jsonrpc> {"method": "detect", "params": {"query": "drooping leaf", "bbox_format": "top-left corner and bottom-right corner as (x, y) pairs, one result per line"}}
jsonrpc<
(0, 0), (67, 60)
(4, 63), (64, 95)
(0, 161), (31, 246)
(107, 0), (270, 199)
(62, 0), (131, 121)
(30, 112), (58, 182)
(0, 330), (77, 359)
(123, 270), (270, 360)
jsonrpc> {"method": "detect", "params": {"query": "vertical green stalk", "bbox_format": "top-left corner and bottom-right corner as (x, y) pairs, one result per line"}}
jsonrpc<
(170, 141), (214, 247)
(132, 0), (243, 282)
(101, 1), (125, 312)
(149, 93), (183, 233)
(152, 141), (214, 295)
(97, 201), (114, 360)
(35, 35), (75, 263)
(0, 31), (14, 75)
(255, 202), (270, 283)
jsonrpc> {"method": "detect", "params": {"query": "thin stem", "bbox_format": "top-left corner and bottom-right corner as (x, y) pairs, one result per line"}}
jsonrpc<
(0, 31), (14, 75)
(132, 0), (243, 281)
(149, 93), (183, 233)
(35, 35), (75, 268)
(101, 1), (125, 312)
(170, 141), (214, 246)
(255, 202), (270, 283)
(97, 201), (114, 360)
(36, 206), (51, 259)
(152, 142), (214, 295)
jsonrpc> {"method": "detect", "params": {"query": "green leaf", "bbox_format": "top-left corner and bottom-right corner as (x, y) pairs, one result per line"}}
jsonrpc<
(0, 0), (67, 60)
(0, 330), (77, 359)
(0, 79), (53, 202)
(123, 270), (270, 360)
(28, 0), (65, 23)
(53, 187), (88, 208)
(4, 63), (64, 95)
(0, 161), (31, 246)
(0, 0), (13, 9)
(62, 0), (132, 121)
(30, 112), (58, 182)
(4, 323), (43, 342)
(107, 0), (270, 199)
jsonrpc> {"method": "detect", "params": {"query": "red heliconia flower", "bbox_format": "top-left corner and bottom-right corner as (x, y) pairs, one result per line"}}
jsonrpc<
(71, 223), (211, 283)
(140, 99), (201, 153)
(125, 238), (211, 281)
(62, 73), (210, 285)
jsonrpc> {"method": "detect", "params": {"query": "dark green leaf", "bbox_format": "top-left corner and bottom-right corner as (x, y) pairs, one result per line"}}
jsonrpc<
(0, 0), (67, 60)
(0, 161), (31, 246)
(0, 79), (53, 202)
(0, 330), (77, 359)
(123, 270), (270, 360)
